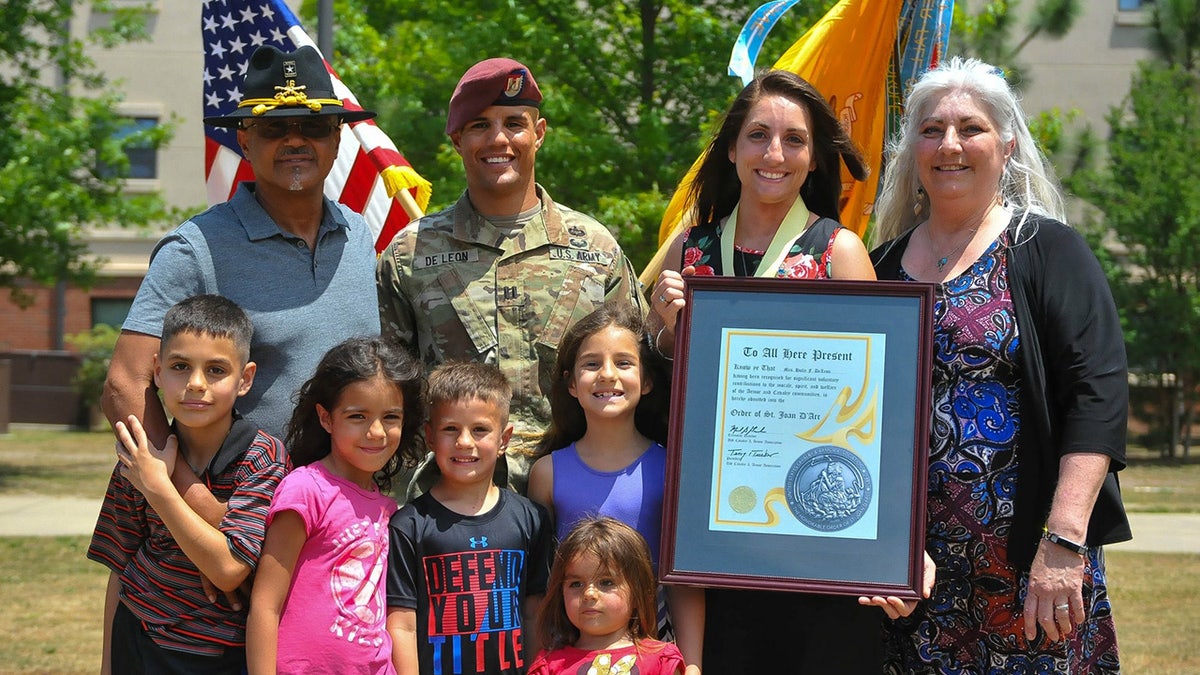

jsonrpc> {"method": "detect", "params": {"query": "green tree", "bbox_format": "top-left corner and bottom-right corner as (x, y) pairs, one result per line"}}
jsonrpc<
(1150, 0), (1200, 72)
(1074, 63), (1200, 457)
(0, 0), (173, 305)
(322, 0), (835, 270)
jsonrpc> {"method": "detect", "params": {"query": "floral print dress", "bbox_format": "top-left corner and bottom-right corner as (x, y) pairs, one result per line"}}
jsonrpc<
(885, 234), (1120, 674)
(681, 216), (841, 279)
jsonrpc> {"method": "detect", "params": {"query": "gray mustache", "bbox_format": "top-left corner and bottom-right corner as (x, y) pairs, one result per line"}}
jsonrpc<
(279, 147), (314, 158)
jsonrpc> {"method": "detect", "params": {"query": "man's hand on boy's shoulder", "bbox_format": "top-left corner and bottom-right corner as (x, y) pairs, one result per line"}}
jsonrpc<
(115, 414), (178, 498)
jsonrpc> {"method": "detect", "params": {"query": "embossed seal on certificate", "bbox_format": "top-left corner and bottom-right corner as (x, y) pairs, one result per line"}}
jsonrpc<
(784, 445), (872, 531)
(728, 485), (757, 514)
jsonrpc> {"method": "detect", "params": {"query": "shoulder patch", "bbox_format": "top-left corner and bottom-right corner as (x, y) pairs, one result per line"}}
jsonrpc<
(549, 247), (613, 266)
(413, 249), (481, 269)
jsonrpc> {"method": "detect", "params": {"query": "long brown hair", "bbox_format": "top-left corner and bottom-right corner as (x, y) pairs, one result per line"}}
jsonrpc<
(284, 337), (425, 492)
(535, 302), (670, 455)
(537, 516), (659, 651)
(687, 69), (868, 228)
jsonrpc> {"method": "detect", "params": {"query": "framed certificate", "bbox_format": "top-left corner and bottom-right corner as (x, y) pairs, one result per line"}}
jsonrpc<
(660, 277), (934, 598)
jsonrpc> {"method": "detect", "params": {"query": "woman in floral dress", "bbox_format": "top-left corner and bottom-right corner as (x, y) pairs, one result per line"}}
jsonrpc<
(650, 69), (909, 674)
(871, 58), (1128, 674)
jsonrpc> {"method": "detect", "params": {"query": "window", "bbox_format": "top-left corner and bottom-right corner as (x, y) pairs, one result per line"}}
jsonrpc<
(115, 116), (159, 179)
(91, 298), (133, 329)
(1116, 0), (1154, 26)
(104, 104), (164, 191)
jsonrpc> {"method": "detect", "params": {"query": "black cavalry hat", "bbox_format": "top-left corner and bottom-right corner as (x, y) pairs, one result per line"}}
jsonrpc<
(204, 45), (376, 128)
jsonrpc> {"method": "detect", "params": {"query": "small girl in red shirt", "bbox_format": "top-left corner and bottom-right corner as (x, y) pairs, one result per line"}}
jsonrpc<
(529, 517), (684, 675)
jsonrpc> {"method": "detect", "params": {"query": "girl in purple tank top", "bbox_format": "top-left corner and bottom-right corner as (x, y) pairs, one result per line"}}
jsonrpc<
(528, 302), (703, 675)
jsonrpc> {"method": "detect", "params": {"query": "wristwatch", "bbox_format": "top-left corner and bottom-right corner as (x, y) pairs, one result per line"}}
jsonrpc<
(1042, 527), (1087, 556)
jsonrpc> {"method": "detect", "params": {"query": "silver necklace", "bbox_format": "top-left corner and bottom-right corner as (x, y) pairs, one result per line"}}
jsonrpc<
(927, 225), (978, 272)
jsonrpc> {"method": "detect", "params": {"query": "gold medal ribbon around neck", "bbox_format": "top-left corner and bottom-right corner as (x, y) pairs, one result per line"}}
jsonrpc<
(720, 196), (811, 278)
(238, 80), (343, 116)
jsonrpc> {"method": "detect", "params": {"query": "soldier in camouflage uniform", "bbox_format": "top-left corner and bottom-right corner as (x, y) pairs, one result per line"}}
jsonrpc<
(376, 57), (644, 497)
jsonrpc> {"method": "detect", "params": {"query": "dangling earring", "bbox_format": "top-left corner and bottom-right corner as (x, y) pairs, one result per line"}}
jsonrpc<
(913, 186), (925, 218)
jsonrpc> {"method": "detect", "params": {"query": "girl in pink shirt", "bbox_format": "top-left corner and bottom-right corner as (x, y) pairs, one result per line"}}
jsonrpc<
(247, 337), (425, 675)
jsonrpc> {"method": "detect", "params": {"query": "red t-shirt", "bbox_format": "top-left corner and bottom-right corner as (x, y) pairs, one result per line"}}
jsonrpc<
(528, 641), (684, 675)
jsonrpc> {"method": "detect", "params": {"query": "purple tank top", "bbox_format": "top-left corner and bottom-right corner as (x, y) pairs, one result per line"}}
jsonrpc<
(551, 442), (667, 567)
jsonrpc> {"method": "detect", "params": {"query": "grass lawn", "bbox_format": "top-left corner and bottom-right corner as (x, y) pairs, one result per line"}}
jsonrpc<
(0, 538), (1193, 674)
(0, 429), (115, 498)
(1107, 550), (1200, 675)
(1122, 446), (1200, 513)
(5, 428), (1199, 508)
(0, 536), (107, 674)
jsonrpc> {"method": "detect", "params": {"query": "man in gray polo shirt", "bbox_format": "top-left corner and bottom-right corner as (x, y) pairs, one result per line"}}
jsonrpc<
(103, 45), (379, 497)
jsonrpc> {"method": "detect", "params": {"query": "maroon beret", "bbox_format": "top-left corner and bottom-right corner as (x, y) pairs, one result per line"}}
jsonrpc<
(445, 58), (542, 135)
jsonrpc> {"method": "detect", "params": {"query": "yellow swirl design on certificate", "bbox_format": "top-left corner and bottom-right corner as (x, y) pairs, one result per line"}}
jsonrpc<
(796, 344), (878, 447)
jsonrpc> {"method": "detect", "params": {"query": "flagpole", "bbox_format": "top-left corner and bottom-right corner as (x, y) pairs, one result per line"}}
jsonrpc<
(318, 0), (333, 58)
(394, 188), (423, 221)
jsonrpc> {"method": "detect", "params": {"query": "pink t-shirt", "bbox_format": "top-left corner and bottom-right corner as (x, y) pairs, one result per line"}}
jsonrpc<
(528, 641), (684, 675)
(268, 461), (399, 674)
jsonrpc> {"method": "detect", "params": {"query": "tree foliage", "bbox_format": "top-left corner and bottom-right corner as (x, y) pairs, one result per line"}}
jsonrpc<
(0, 0), (173, 305)
(1074, 63), (1200, 455)
(321, 0), (835, 270)
(1150, 0), (1200, 72)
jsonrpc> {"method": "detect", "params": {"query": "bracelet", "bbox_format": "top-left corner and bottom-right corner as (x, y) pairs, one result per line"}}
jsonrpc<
(1042, 527), (1087, 556)
(653, 326), (674, 361)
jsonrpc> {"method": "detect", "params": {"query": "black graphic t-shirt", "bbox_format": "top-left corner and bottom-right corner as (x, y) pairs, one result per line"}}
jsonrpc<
(387, 490), (553, 675)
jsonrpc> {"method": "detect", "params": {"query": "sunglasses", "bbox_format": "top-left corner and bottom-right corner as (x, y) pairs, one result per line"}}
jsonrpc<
(242, 117), (341, 140)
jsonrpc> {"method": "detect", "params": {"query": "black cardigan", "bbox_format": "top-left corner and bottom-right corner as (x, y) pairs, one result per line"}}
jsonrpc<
(872, 213), (1132, 570)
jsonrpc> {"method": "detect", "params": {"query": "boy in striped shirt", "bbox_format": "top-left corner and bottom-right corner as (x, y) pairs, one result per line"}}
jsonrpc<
(88, 295), (289, 674)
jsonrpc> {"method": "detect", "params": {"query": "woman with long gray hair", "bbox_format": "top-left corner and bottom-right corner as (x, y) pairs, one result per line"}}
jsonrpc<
(871, 57), (1128, 673)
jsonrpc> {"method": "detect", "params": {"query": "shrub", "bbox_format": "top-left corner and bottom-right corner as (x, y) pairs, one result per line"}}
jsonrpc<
(65, 324), (119, 409)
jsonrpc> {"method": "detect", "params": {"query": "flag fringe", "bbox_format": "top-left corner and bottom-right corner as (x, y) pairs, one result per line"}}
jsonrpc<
(381, 164), (432, 213)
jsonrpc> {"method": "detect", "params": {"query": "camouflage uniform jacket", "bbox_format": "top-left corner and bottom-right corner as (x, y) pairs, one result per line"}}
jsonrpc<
(376, 185), (645, 494)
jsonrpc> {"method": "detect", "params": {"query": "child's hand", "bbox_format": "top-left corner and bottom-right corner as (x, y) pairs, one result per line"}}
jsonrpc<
(115, 414), (178, 497)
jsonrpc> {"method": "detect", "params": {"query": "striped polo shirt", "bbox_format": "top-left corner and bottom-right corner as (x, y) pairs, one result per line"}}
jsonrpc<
(88, 414), (289, 656)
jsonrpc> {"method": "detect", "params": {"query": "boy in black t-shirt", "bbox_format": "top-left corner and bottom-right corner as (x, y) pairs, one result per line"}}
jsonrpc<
(386, 362), (553, 675)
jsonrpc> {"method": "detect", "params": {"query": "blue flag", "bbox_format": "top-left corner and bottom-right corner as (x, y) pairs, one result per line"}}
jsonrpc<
(728, 0), (805, 86)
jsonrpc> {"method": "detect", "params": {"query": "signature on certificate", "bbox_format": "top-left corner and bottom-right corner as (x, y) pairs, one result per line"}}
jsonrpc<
(729, 424), (767, 437)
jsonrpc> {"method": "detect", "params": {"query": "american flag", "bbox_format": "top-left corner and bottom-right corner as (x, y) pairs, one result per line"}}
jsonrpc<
(202, 0), (430, 252)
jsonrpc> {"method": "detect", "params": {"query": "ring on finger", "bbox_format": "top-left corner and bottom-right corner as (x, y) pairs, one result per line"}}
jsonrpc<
(1055, 604), (1069, 611)
(659, 294), (667, 304)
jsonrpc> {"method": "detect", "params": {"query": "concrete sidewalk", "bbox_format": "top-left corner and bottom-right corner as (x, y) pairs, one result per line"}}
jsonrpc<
(0, 495), (101, 536)
(0, 494), (1197, 552)
(1107, 512), (1200, 554)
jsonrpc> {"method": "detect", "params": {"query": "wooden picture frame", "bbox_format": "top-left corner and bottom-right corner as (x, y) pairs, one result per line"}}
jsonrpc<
(660, 277), (934, 598)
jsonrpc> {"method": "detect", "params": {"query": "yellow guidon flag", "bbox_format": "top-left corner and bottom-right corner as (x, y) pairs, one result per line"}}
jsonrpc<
(640, 0), (904, 286)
